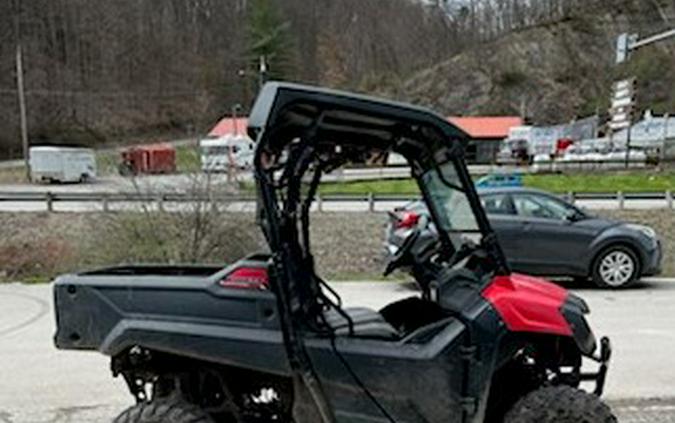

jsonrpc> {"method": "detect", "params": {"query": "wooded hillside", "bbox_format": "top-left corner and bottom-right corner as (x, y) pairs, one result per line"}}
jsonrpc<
(1, 0), (674, 158)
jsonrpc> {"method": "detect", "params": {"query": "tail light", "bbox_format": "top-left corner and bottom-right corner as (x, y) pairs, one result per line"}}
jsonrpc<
(394, 211), (420, 229)
(219, 267), (269, 290)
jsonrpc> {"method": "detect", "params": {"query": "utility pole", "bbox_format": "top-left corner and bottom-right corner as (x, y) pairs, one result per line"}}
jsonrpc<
(227, 104), (242, 185)
(14, 0), (30, 181)
(259, 55), (268, 89)
(237, 69), (249, 111)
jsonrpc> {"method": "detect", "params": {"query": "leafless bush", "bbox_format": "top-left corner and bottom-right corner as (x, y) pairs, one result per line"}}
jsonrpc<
(88, 174), (264, 266)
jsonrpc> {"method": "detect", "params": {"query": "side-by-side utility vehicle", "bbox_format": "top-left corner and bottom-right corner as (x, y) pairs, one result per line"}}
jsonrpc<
(53, 83), (616, 422)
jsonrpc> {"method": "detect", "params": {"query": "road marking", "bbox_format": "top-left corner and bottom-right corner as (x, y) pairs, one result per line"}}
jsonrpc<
(0, 291), (49, 338)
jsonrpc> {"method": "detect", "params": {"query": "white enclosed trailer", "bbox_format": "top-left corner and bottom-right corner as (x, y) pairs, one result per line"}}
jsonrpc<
(29, 146), (97, 183)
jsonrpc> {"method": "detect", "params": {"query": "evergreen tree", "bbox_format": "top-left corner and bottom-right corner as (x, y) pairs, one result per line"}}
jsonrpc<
(246, 0), (295, 84)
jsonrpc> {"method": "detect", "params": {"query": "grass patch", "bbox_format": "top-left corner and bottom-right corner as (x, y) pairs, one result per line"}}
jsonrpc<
(175, 144), (201, 173)
(319, 171), (675, 194)
(20, 275), (53, 284)
(0, 166), (26, 184)
(96, 150), (118, 175)
(320, 178), (419, 195)
(522, 172), (675, 193)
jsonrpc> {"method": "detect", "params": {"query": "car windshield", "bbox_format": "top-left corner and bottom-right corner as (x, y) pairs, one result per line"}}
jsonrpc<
(421, 160), (481, 237)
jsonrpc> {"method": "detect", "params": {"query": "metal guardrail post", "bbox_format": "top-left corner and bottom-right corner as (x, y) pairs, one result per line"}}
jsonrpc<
(156, 195), (164, 212)
(45, 192), (53, 212)
(102, 195), (109, 212)
(368, 192), (375, 212)
(210, 198), (220, 214)
(316, 193), (323, 212)
(566, 191), (575, 204)
(667, 190), (673, 209)
(617, 191), (624, 210)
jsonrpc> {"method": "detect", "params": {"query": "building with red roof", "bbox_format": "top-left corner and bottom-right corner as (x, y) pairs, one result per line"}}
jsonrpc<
(205, 115), (522, 164)
(448, 116), (523, 164)
(208, 117), (249, 138)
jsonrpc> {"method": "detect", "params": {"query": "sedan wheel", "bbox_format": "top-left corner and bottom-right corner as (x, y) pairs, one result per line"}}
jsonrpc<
(592, 246), (639, 288)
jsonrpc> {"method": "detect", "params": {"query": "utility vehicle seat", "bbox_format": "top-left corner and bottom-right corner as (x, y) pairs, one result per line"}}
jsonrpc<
(323, 307), (399, 340)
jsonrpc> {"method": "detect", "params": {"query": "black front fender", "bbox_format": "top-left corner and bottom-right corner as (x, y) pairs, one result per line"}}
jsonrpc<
(561, 293), (597, 356)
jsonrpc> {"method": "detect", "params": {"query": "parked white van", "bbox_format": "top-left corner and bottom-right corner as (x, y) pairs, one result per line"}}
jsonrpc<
(29, 146), (97, 183)
(200, 135), (255, 172)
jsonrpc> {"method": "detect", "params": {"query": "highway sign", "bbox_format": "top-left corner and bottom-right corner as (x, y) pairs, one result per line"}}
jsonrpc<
(609, 77), (636, 130)
(616, 33), (638, 64)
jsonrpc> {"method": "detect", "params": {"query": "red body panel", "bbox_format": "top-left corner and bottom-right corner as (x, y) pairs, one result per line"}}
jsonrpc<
(395, 211), (421, 229)
(482, 273), (572, 336)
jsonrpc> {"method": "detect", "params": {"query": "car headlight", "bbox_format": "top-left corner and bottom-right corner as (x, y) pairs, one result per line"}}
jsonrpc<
(624, 224), (657, 240)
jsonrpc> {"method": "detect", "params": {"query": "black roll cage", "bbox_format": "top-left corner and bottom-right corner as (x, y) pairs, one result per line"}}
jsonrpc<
(249, 82), (509, 423)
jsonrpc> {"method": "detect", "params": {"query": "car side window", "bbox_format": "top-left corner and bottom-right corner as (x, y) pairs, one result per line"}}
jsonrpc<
(480, 193), (515, 215)
(512, 194), (571, 220)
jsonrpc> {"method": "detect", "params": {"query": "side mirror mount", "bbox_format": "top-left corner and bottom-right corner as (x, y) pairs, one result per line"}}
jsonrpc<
(564, 209), (584, 223)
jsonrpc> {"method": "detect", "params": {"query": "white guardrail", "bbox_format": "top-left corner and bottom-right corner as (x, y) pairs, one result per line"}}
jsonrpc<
(0, 190), (672, 212)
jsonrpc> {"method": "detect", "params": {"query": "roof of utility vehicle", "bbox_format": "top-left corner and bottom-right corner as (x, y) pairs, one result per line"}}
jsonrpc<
(246, 82), (470, 147)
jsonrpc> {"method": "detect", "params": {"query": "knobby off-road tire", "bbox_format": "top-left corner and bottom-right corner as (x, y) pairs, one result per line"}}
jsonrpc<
(113, 399), (215, 423)
(502, 386), (617, 423)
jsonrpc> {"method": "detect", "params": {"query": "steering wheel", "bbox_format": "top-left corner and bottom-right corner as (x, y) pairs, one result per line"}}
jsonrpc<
(449, 237), (472, 261)
(384, 228), (421, 276)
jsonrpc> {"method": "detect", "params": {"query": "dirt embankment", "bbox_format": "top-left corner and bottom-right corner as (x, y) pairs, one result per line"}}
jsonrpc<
(0, 210), (672, 282)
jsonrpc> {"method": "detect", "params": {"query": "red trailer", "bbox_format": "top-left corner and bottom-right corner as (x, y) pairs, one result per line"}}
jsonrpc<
(119, 144), (176, 175)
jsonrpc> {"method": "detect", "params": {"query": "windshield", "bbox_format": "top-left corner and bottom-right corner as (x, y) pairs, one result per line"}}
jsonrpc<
(421, 160), (481, 236)
(202, 146), (230, 155)
(512, 193), (584, 221)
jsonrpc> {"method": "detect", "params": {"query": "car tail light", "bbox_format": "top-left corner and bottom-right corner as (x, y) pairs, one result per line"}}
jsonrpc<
(219, 267), (269, 290)
(395, 211), (420, 229)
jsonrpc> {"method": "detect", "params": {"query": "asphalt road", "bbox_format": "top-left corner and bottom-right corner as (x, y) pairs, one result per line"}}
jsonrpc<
(1, 280), (675, 422)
